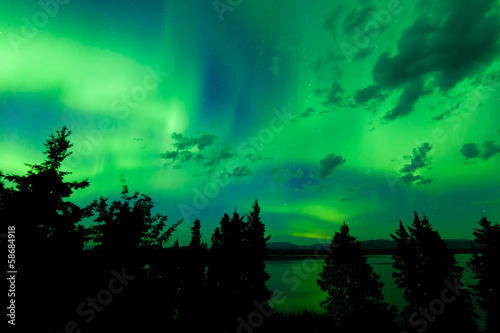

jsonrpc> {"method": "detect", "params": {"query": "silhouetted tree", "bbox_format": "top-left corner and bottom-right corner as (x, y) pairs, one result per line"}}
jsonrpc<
(178, 219), (208, 328)
(0, 126), (93, 331)
(206, 205), (273, 331)
(89, 184), (181, 331)
(391, 212), (478, 333)
(245, 200), (272, 307)
(317, 222), (396, 329)
(467, 216), (500, 333)
(206, 212), (247, 330)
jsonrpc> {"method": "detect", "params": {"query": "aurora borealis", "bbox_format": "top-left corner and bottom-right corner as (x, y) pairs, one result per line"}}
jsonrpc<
(1, 0), (500, 245)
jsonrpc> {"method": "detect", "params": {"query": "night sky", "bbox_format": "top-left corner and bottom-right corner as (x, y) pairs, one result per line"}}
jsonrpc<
(1, 0), (500, 245)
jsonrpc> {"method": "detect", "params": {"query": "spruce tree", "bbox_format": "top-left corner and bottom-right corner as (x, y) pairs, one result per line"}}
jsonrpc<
(0, 126), (93, 331)
(391, 212), (478, 333)
(317, 222), (396, 329)
(467, 216), (500, 333)
(89, 184), (181, 331)
(179, 219), (208, 327)
(245, 200), (272, 306)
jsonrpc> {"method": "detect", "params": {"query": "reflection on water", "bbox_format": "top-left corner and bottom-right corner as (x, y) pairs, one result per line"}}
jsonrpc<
(266, 254), (473, 314)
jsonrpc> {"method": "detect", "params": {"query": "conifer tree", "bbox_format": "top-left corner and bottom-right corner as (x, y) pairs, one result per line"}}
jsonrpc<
(179, 219), (208, 327)
(245, 200), (272, 305)
(467, 216), (500, 333)
(89, 184), (181, 331)
(317, 222), (396, 329)
(0, 126), (92, 331)
(391, 212), (478, 333)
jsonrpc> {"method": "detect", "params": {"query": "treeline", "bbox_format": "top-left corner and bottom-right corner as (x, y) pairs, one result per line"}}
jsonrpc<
(1, 127), (499, 333)
(0, 127), (271, 332)
(313, 214), (500, 333)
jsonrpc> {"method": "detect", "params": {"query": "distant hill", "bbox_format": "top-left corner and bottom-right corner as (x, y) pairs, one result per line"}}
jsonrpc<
(267, 239), (475, 251)
(266, 242), (305, 250)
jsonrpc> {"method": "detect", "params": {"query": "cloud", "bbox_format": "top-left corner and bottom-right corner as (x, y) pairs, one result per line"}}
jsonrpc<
(171, 132), (217, 151)
(384, 80), (430, 120)
(244, 153), (262, 162)
(160, 132), (241, 175)
(159, 150), (178, 163)
(481, 140), (500, 160)
(229, 166), (253, 178)
(323, 6), (343, 34)
(399, 142), (433, 186)
(460, 143), (481, 160)
(339, 197), (355, 201)
(301, 107), (315, 118)
(354, 0), (500, 120)
(322, 82), (345, 107)
(204, 147), (234, 167)
(312, 89), (329, 96)
(460, 140), (500, 161)
(431, 108), (454, 122)
(317, 153), (346, 178)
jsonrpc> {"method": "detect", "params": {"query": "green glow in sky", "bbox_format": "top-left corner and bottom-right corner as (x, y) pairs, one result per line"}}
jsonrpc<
(1, 0), (500, 245)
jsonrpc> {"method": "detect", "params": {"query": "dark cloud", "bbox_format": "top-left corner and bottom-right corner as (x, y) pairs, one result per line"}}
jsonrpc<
(160, 151), (178, 160)
(244, 153), (262, 162)
(318, 153), (346, 178)
(301, 107), (315, 118)
(229, 166), (253, 178)
(482, 140), (500, 160)
(323, 6), (343, 34)
(355, 0), (500, 120)
(400, 143), (432, 173)
(431, 108), (453, 122)
(460, 140), (500, 161)
(205, 147), (234, 167)
(171, 132), (217, 151)
(399, 143), (433, 186)
(339, 197), (355, 201)
(323, 82), (345, 107)
(384, 80), (429, 120)
(160, 132), (239, 174)
(343, 6), (375, 33)
(179, 151), (194, 162)
(460, 143), (481, 160)
(355, 84), (383, 104)
(312, 89), (329, 96)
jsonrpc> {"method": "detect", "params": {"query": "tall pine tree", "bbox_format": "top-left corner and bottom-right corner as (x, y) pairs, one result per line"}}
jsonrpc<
(467, 216), (500, 333)
(245, 200), (272, 306)
(178, 219), (208, 328)
(391, 212), (478, 333)
(317, 222), (396, 329)
(89, 184), (181, 331)
(0, 126), (93, 331)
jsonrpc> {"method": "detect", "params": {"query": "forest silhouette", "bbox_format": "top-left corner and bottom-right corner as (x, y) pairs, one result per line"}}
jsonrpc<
(1, 127), (498, 333)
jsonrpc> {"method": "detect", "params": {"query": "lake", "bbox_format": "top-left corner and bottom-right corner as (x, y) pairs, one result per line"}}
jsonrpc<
(265, 254), (474, 314)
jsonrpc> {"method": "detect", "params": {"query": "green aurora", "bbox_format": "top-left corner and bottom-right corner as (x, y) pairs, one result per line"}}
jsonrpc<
(1, 0), (500, 245)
